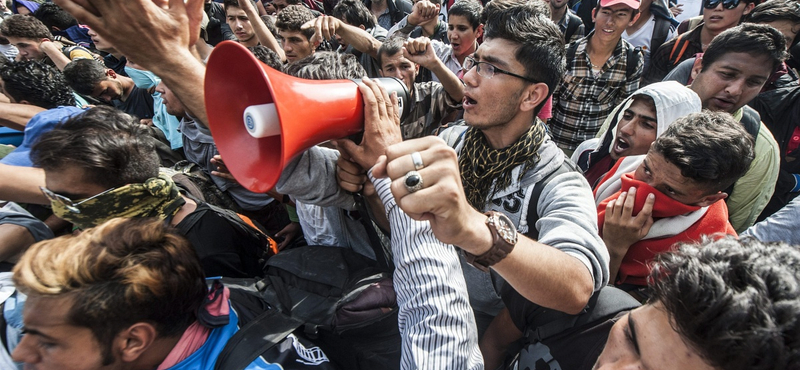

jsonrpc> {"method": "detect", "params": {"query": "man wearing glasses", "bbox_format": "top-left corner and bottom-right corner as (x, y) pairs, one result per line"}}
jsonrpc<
(642, 0), (756, 85)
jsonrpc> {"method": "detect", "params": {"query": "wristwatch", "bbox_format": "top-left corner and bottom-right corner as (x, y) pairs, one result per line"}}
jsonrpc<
(465, 211), (518, 272)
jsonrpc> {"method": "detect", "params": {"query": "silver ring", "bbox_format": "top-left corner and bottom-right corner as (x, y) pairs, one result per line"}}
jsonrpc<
(411, 151), (424, 170)
(403, 170), (423, 193)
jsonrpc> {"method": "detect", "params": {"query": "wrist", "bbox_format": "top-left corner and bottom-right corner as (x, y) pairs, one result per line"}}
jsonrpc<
(459, 210), (494, 255)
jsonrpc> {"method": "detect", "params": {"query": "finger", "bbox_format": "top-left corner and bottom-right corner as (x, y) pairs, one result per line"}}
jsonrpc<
(610, 191), (627, 217)
(337, 156), (366, 176)
(388, 91), (400, 125)
(365, 78), (389, 126)
(605, 199), (617, 219)
(210, 171), (237, 181)
(635, 193), (656, 224)
(385, 142), (450, 181)
(372, 155), (388, 178)
(622, 187), (637, 217)
(358, 78), (381, 133)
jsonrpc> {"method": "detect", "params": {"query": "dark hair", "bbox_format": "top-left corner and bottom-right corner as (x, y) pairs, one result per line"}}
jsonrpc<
(745, 0), (800, 47)
(377, 34), (405, 68)
(13, 218), (207, 366)
(62, 58), (109, 96)
(33, 3), (78, 31)
(481, 0), (565, 115)
(31, 106), (160, 189)
(285, 51), (366, 79)
(651, 111), (754, 193)
(0, 60), (75, 109)
(701, 23), (788, 74)
(250, 45), (284, 71)
(0, 14), (52, 39)
(448, 0), (483, 29)
(332, 0), (376, 29)
(260, 14), (279, 36)
(275, 4), (315, 39)
(649, 237), (800, 370)
(223, 0), (242, 11)
(594, 0), (639, 20)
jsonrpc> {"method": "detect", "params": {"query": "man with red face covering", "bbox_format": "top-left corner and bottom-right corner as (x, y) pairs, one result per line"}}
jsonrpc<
(593, 110), (754, 297)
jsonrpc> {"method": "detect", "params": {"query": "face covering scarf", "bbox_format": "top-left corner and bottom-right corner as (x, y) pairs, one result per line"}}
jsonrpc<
(50, 174), (186, 230)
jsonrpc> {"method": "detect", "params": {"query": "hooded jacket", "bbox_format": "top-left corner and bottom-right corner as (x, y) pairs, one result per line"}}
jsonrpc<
(572, 81), (701, 187)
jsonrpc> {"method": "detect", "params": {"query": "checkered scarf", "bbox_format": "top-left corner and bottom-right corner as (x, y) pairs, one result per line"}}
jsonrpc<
(459, 123), (547, 209)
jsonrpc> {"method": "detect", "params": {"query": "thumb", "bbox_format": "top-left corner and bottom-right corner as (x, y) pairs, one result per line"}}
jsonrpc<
(372, 155), (388, 178)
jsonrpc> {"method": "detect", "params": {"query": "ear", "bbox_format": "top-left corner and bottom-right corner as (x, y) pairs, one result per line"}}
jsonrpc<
(629, 12), (640, 26)
(591, 8), (597, 23)
(690, 56), (703, 80)
(694, 192), (727, 207)
(358, 24), (366, 31)
(475, 24), (484, 38)
(413, 62), (420, 76)
(742, 2), (755, 15)
(690, 57), (703, 81)
(116, 322), (159, 363)
(106, 69), (117, 79)
(519, 82), (549, 113)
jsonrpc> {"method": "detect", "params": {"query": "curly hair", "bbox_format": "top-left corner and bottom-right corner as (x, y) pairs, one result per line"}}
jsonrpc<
(275, 4), (315, 39)
(14, 217), (207, 366)
(31, 106), (160, 189)
(649, 236), (800, 370)
(652, 110), (754, 193)
(285, 51), (366, 79)
(0, 60), (75, 109)
(0, 14), (52, 39)
(62, 58), (109, 96)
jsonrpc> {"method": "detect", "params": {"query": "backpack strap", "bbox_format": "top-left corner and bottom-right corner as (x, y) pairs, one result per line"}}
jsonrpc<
(525, 159), (580, 240)
(564, 12), (581, 43)
(650, 17), (672, 58)
(668, 33), (690, 68)
(626, 45), (643, 80)
(213, 308), (304, 370)
(566, 41), (579, 73)
(352, 193), (394, 271)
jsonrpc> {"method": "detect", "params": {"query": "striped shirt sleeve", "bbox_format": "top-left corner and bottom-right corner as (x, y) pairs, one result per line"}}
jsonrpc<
(369, 172), (483, 370)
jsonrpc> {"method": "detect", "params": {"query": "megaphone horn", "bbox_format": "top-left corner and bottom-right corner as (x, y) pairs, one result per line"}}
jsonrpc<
(204, 41), (410, 193)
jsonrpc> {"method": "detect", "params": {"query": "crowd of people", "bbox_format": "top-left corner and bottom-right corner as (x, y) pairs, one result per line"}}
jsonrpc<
(0, 0), (798, 369)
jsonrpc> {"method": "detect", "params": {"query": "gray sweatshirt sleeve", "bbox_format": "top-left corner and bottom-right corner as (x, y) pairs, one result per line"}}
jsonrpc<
(274, 146), (357, 211)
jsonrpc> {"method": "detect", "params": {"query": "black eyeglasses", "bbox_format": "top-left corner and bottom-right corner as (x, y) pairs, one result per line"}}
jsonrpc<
(40, 186), (115, 214)
(703, 0), (741, 10)
(463, 56), (538, 83)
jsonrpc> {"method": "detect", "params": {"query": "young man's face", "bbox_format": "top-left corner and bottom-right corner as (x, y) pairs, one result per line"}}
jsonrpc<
(44, 165), (109, 204)
(6, 36), (45, 61)
(593, 302), (717, 370)
(764, 20), (800, 49)
(379, 51), (419, 92)
(592, 4), (639, 42)
(550, 0), (570, 10)
(279, 29), (314, 62)
(461, 37), (537, 131)
(634, 149), (723, 206)
(611, 97), (657, 160)
(447, 15), (482, 59)
(0, 77), (17, 103)
(273, 0), (289, 13)
(702, 0), (754, 34)
(226, 6), (257, 44)
(92, 78), (125, 103)
(87, 28), (117, 54)
(12, 295), (119, 370)
(690, 51), (772, 113)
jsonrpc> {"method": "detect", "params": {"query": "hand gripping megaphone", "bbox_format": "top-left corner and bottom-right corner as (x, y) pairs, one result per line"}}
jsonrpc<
(204, 41), (410, 193)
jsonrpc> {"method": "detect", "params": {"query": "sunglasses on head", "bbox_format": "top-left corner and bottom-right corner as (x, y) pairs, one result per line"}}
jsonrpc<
(703, 0), (742, 9)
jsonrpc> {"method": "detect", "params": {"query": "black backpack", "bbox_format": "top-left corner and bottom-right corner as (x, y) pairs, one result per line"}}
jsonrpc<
(214, 245), (401, 370)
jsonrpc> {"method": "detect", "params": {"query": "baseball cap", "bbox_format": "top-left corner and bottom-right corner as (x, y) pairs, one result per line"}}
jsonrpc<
(599, 0), (641, 9)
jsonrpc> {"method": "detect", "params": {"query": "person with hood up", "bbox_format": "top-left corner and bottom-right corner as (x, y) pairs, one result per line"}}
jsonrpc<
(572, 81), (701, 187)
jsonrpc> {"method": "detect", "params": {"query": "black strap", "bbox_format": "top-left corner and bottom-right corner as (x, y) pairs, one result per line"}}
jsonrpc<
(566, 42), (579, 74)
(650, 17), (672, 59)
(213, 308), (304, 370)
(626, 45), (642, 80)
(352, 193), (394, 271)
(564, 12), (581, 42)
(0, 301), (7, 353)
(525, 159), (580, 240)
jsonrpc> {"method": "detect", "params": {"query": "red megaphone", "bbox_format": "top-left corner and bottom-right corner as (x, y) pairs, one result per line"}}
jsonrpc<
(204, 41), (409, 193)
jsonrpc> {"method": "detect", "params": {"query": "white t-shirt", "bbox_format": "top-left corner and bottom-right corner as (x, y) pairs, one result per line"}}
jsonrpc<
(623, 14), (676, 67)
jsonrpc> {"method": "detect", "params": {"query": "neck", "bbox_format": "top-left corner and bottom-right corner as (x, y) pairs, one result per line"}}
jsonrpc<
(478, 113), (534, 149)
(239, 35), (259, 48)
(588, 32), (619, 55)
(170, 195), (196, 226)
(371, 0), (387, 12)
(699, 25), (719, 50)
(137, 335), (183, 370)
(550, 5), (568, 23)
(628, 8), (650, 31)
(455, 42), (477, 65)
(119, 77), (136, 101)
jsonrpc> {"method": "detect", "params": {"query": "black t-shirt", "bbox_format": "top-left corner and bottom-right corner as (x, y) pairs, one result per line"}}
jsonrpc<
(176, 202), (267, 278)
(113, 85), (155, 120)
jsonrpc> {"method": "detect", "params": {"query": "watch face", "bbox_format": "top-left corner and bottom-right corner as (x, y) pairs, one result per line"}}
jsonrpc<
(493, 213), (518, 245)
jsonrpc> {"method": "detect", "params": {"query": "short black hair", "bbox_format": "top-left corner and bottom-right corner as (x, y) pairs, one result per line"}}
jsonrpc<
(33, 3), (78, 31)
(649, 236), (800, 370)
(223, 0), (243, 11)
(249, 45), (284, 71)
(285, 51), (366, 79)
(745, 0), (800, 48)
(594, 0), (639, 20)
(275, 4), (315, 40)
(448, 0), (483, 29)
(62, 58), (109, 96)
(0, 14), (52, 39)
(0, 60), (75, 109)
(701, 23), (788, 74)
(481, 0), (565, 115)
(651, 110), (754, 193)
(332, 0), (376, 29)
(377, 34), (405, 68)
(31, 106), (160, 189)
